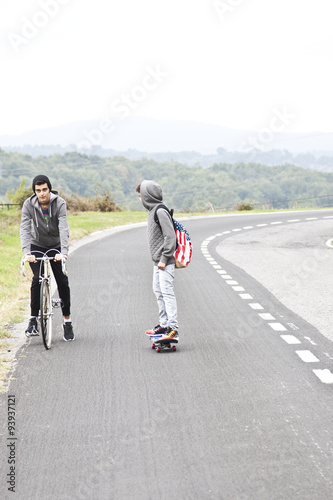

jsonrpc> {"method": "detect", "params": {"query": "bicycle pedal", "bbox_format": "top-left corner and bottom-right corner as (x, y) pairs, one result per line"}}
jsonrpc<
(52, 298), (63, 308)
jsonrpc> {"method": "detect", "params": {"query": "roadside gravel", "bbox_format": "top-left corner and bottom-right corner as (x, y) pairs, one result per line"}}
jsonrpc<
(216, 219), (333, 342)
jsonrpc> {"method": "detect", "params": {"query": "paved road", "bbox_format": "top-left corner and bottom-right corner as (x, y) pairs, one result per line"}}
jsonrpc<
(1, 211), (333, 499)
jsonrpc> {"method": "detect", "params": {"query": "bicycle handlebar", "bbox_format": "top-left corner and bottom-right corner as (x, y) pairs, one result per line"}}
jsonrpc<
(20, 250), (68, 277)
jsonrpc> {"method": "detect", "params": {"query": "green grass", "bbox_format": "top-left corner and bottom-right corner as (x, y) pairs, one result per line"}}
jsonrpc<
(68, 211), (147, 240)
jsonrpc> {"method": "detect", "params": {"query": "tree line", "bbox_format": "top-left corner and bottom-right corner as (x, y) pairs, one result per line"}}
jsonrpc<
(1, 149), (333, 212)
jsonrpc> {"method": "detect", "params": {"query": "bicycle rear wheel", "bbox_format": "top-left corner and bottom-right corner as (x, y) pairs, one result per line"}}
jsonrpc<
(40, 279), (53, 349)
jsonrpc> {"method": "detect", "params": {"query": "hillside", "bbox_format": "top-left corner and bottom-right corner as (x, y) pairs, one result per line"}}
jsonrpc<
(1, 149), (333, 211)
(3, 144), (333, 173)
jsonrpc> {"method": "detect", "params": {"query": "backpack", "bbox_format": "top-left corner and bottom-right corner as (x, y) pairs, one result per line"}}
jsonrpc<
(154, 204), (193, 268)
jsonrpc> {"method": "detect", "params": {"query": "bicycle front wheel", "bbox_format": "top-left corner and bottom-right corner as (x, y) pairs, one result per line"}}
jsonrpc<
(40, 279), (53, 349)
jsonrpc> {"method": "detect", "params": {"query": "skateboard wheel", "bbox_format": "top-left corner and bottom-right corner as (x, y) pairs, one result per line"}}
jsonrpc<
(152, 344), (155, 349)
(156, 347), (161, 353)
(172, 346), (177, 352)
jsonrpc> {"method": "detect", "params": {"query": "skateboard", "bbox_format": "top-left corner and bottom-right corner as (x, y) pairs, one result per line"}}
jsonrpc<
(149, 334), (178, 353)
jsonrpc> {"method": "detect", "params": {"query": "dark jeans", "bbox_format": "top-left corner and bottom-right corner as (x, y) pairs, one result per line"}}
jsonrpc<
(29, 245), (71, 317)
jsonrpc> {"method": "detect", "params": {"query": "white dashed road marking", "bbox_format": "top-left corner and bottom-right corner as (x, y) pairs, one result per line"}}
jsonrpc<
(296, 350), (319, 363)
(249, 303), (264, 310)
(281, 335), (302, 345)
(268, 323), (287, 332)
(259, 313), (276, 321)
(313, 369), (333, 384)
(201, 213), (333, 384)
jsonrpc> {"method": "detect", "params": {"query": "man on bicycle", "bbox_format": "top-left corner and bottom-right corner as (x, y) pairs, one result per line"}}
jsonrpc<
(20, 175), (75, 341)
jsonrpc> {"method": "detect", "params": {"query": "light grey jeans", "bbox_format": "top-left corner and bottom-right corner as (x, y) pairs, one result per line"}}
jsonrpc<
(152, 264), (178, 331)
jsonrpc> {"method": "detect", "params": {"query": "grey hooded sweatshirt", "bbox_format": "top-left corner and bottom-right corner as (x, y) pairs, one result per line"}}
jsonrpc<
(20, 191), (69, 255)
(140, 180), (176, 265)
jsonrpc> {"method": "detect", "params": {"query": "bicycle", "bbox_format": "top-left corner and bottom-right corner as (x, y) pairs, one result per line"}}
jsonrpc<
(21, 249), (67, 350)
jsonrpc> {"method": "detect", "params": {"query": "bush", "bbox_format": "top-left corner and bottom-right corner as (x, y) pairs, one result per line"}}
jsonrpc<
(59, 192), (96, 212)
(93, 185), (122, 212)
(233, 201), (254, 211)
(60, 189), (122, 213)
(6, 179), (32, 208)
(6, 180), (121, 213)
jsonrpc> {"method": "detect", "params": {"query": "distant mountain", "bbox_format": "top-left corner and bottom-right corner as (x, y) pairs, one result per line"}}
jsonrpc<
(1, 117), (332, 155)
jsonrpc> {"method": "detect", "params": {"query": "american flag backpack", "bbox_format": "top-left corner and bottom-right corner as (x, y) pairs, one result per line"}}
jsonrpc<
(154, 204), (193, 268)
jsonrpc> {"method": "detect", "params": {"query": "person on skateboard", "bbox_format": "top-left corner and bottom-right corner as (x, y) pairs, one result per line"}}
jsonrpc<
(136, 180), (179, 341)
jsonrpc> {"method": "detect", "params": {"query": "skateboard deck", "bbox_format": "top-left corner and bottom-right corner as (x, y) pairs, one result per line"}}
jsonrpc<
(149, 334), (178, 353)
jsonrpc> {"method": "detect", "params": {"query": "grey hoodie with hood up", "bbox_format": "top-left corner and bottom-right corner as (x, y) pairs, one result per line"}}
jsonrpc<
(20, 191), (69, 255)
(140, 180), (176, 265)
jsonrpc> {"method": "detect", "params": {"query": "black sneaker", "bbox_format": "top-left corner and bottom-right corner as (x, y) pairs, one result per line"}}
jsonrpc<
(163, 327), (179, 340)
(145, 325), (167, 336)
(25, 317), (39, 337)
(63, 322), (75, 341)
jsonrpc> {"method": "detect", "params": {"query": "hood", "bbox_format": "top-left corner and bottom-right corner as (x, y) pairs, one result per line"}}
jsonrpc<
(140, 180), (163, 210)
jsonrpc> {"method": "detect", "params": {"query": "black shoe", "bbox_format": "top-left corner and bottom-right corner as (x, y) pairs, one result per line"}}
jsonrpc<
(25, 317), (39, 337)
(145, 325), (167, 336)
(63, 322), (75, 341)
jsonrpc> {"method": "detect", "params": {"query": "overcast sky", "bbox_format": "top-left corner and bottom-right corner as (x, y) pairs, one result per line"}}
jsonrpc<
(1, 0), (333, 137)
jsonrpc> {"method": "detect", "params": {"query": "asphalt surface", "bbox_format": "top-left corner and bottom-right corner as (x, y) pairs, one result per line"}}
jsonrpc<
(217, 216), (333, 342)
(1, 210), (333, 499)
